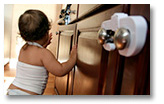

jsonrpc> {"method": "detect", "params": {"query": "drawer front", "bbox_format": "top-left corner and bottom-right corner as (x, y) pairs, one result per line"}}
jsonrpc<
(78, 4), (102, 18)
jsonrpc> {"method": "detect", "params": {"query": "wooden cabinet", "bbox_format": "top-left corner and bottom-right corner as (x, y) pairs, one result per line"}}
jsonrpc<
(55, 4), (150, 95)
(73, 5), (124, 95)
(55, 24), (76, 95)
(73, 30), (103, 95)
(78, 4), (102, 18)
(120, 4), (150, 95)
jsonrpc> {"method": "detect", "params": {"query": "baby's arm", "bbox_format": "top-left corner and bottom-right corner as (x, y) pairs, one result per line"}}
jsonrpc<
(41, 45), (77, 77)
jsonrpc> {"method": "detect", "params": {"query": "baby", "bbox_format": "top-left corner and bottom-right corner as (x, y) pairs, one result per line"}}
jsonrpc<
(7, 9), (77, 95)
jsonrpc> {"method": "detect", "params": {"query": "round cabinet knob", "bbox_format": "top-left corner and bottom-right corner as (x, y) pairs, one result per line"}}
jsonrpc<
(56, 31), (59, 35)
(114, 28), (130, 50)
(97, 28), (109, 45)
(61, 9), (65, 14)
(66, 9), (76, 15)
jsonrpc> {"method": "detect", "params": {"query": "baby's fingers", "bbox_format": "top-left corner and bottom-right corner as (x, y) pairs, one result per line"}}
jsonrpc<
(49, 33), (52, 36)
(73, 44), (77, 49)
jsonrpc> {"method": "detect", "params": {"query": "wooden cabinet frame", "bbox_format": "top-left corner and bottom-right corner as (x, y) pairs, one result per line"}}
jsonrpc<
(54, 4), (150, 95)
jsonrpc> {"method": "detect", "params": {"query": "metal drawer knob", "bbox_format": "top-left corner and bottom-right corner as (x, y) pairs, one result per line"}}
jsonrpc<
(114, 28), (130, 50)
(98, 13), (147, 57)
(98, 28), (130, 50)
(97, 28), (114, 45)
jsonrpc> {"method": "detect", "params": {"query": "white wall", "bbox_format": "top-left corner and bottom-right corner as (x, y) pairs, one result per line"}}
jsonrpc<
(6, 4), (61, 68)
(4, 4), (13, 65)
(11, 4), (56, 59)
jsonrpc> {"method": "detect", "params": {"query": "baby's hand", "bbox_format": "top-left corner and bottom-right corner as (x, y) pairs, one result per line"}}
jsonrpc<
(48, 33), (52, 44)
(43, 33), (52, 48)
(70, 44), (77, 59)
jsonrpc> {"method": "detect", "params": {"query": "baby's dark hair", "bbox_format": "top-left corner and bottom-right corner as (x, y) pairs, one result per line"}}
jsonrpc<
(18, 9), (51, 41)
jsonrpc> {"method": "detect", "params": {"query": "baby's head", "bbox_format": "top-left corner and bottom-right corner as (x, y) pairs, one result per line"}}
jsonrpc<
(18, 9), (51, 42)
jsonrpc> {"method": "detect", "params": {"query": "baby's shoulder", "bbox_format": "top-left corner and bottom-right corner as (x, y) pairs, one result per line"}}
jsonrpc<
(39, 48), (54, 58)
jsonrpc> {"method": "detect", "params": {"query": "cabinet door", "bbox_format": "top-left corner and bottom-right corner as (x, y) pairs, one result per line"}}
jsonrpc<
(55, 24), (76, 95)
(73, 31), (103, 95)
(73, 5), (124, 95)
(120, 4), (150, 95)
(104, 4), (150, 95)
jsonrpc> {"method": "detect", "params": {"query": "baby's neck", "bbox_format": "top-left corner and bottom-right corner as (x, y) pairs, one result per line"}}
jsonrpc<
(35, 40), (44, 46)
(33, 35), (48, 47)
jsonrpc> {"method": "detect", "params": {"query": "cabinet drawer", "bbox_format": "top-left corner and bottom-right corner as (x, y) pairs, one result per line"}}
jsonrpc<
(78, 4), (102, 18)
(77, 5), (123, 29)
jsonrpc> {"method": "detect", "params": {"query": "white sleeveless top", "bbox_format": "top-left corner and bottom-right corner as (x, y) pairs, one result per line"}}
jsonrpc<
(12, 42), (48, 94)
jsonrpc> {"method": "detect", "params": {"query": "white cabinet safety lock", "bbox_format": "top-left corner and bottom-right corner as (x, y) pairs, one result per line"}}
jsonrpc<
(97, 13), (148, 57)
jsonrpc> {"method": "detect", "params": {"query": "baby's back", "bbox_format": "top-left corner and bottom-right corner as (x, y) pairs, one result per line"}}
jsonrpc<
(18, 43), (45, 66)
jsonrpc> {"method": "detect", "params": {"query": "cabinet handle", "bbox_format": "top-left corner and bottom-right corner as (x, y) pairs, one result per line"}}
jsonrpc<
(98, 13), (148, 57)
(56, 31), (60, 35)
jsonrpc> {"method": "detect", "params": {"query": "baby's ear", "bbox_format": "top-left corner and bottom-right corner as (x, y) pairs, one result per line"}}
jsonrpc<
(17, 32), (21, 35)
